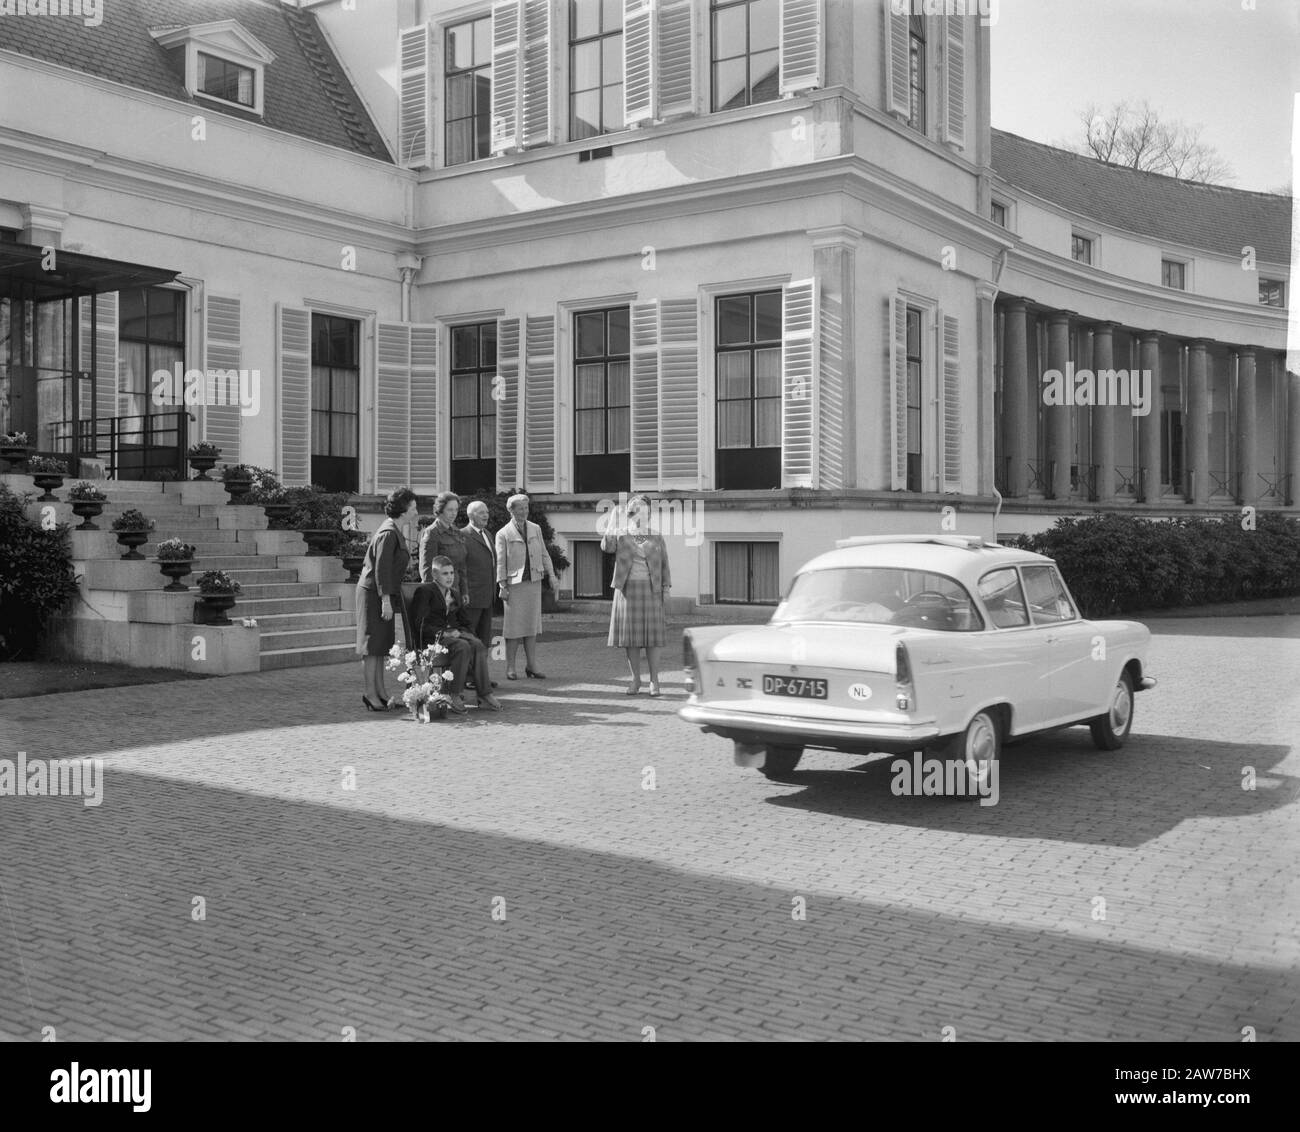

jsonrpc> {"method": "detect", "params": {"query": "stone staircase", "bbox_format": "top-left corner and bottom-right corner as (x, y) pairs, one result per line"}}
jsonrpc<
(9, 475), (361, 674)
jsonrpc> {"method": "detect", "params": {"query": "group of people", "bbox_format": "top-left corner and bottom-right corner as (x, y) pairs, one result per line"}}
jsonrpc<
(355, 489), (673, 713)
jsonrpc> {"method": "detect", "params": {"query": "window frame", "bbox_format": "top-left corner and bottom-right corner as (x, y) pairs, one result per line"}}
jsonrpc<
(714, 288), (783, 490)
(713, 539), (781, 605)
(309, 312), (361, 492)
(448, 320), (498, 496)
(1161, 258), (1188, 290)
(569, 0), (626, 141)
(572, 304), (632, 494)
(1259, 279), (1285, 307)
(118, 286), (187, 422)
(990, 200), (1007, 227)
(443, 13), (494, 167)
(1071, 233), (1093, 265)
(709, 0), (781, 113)
(976, 566), (1031, 630)
(1018, 564), (1080, 626)
(907, 13), (926, 133)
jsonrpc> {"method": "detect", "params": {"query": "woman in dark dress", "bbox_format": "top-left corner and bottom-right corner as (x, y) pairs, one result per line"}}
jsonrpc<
(357, 486), (419, 711)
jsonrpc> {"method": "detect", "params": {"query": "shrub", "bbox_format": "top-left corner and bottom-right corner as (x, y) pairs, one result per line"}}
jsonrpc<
(27, 456), (68, 475)
(0, 484), (79, 659)
(243, 467), (285, 505)
(187, 441), (221, 458)
(278, 485), (351, 554)
(1006, 513), (1300, 617)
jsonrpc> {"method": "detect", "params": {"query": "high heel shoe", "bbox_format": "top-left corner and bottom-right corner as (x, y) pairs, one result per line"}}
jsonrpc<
(525, 668), (546, 679)
(626, 680), (642, 695)
(648, 682), (661, 698)
(362, 695), (389, 712)
(506, 671), (519, 680)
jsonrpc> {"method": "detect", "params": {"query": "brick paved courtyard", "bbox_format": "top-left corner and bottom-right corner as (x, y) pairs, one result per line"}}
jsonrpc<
(1, 616), (1297, 1041)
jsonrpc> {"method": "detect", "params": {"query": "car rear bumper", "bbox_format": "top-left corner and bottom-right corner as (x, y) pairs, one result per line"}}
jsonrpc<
(678, 703), (942, 751)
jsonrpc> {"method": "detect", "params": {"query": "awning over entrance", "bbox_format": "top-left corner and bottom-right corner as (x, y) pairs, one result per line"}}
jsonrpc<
(0, 242), (180, 302)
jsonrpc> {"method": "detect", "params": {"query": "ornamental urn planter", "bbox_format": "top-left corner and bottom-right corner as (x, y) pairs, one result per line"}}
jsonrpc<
(115, 530), (150, 560)
(340, 551), (365, 582)
(300, 528), (339, 556)
(32, 473), (65, 502)
(157, 559), (194, 592)
(70, 500), (105, 530)
(222, 476), (253, 502)
(0, 444), (31, 471)
(261, 501), (293, 526)
(188, 454), (219, 480)
(195, 593), (237, 625)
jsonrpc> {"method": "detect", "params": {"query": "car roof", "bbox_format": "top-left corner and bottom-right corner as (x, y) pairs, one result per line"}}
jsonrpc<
(797, 536), (1054, 587)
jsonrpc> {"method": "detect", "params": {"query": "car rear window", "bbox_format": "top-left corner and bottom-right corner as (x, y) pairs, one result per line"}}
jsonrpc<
(773, 567), (983, 631)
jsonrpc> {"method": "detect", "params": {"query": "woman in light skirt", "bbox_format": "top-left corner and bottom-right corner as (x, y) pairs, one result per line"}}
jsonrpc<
(602, 494), (671, 696)
(495, 493), (558, 680)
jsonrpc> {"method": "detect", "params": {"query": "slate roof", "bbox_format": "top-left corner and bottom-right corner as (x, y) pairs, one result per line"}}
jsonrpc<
(0, 0), (392, 162)
(992, 129), (1292, 266)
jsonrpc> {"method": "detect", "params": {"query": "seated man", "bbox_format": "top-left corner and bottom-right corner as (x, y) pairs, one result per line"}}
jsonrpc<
(407, 556), (502, 713)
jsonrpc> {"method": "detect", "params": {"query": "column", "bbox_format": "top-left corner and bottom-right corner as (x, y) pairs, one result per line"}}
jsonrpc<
(1186, 340), (1210, 504)
(1047, 311), (1072, 500)
(1002, 300), (1029, 497)
(1091, 323), (1117, 501)
(1236, 347), (1257, 504)
(976, 281), (998, 497)
(1287, 365), (1300, 506)
(1138, 332), (1161, 502)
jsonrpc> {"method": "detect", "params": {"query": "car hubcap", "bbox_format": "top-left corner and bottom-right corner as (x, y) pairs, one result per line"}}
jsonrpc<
(1110, 683), (1132, 732)
(964, 714), (997, 785)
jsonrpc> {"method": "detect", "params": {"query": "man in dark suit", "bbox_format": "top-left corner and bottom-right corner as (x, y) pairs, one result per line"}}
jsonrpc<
(408, 557), (502, 713)
(460, 500), (497, 652)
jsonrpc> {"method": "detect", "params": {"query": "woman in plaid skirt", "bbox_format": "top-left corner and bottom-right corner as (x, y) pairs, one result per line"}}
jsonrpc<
(601, 494), (672, 696)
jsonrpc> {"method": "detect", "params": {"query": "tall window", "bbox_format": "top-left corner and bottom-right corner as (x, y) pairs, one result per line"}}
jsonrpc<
(198, 53), (254, 107)
(906, 306), (923, 493)
(570, 0), (624, 139)
(1162, 260), (1186, 290)
(1071, 235), (1093, 264)
(445, 16), (492, 165)
(119, 288), (185, 421)
(715, 542), (780, 604)
(574, 307), (630, 494)
(1260, 279), (1285, 307)
(450, 321), (498, 495)
(310, 315), (359, 493)
(908, 14), (925, 131)
(1161, 392), (1184, 490)
(716, 290), (781, 490)
(711, 0), (779, 111)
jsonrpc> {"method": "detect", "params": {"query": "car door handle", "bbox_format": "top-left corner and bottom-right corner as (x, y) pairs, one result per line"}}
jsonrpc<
(1044, 635), (1058, 644)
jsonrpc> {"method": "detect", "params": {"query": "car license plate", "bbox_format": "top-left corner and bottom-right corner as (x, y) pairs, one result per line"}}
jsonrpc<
(762, 675), (828, 700)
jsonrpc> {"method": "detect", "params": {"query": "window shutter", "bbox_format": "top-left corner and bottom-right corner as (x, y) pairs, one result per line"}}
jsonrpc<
(781, 278), (817, 488)
(624, 0), (656, 125)
(491, 1), (522, 153)
(656, 0), (694, 118)
(943, 14), (965, 147)
(779, 0), (822, 96)
(376, 323), (412, 489)
(659, 297), (701, 489)
(495, 316), (521, 492)
(410, 324), (439, 494)
(940, 313), (961, 492)
(630, 300), (660, 489)
(205, 295), (241, 464)
(78, 292), (117, 442)
(887, 294), (907, 490)
(524, 314), (556, 491)
(520, 0), (553, 147)
(883, 0), (910, 118)
(276, 305), (312, 487)
(398, 24), (432, 168)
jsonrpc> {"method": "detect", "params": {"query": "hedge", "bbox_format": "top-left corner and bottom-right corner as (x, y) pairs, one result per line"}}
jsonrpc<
(1005, 512), (1300, 617)
(0, 484), (80, 660)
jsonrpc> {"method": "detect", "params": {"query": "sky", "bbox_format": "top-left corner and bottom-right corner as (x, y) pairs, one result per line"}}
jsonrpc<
(990, 0), (1300, 193)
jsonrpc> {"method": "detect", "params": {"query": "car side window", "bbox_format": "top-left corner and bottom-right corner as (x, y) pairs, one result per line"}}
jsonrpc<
(977, 567), (1029, 628)
(1021, 565), (1078, 624)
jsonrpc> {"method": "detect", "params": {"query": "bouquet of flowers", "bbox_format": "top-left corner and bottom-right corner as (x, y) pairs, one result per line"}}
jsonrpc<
(385, 641), (452, 721)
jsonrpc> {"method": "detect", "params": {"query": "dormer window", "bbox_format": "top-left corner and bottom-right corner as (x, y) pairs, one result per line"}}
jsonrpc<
(151, 20), (275, 117)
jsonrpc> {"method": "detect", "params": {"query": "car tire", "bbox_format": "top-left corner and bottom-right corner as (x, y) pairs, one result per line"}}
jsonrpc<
(759, 745), (804, 779)
(933, 709), (1000, 797)
(1089, 671), (1134, 751)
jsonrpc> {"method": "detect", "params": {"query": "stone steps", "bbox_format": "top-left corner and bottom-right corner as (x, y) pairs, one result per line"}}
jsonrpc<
(230, 581), (324, 600)
(260, 626), (355, 651)
(237, 594), (344, 616)
(253, 609), (355, 631)
(186, 554), (283, 570)
(260, 642), (356, 670)
(215, 568), (301, 586)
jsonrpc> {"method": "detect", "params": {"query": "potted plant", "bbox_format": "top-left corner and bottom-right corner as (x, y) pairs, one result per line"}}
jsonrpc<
(282, 485), (348, 555)
(194, 569), (242, 625)
(244, 468), (292, 522)
(66, 480), (108, 529)
(186, 440), (222, 480)
(339, 533), (368, 583)
(1, 430), (32, 471)
(154, 537), (197, 591)
(542, 542), (571, 612)
(220, 462), (254, 501)
(110, 509), (155, 560)
(27, 455), (68, 501)
(384, 642), (453, 722)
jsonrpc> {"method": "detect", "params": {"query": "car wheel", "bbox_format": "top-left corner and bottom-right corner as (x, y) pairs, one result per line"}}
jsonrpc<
(934, 709), (1000, 796)
(1089, 671), (1134, 751)
(759, 745), (804, 779)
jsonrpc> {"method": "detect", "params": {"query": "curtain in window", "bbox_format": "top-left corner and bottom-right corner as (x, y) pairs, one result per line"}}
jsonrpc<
(715, 542), (749, 602)
(237, 68), (253, 105)
(750, 543), (779, 602)
(574, 542), (602, 598)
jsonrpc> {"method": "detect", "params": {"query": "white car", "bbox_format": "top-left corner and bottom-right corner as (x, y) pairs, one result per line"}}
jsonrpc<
(679, 536), (1157, 786)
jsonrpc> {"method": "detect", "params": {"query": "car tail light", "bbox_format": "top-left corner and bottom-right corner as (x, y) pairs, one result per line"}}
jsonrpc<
(895, 643), (914, 712)
(683, 633), (696, 694)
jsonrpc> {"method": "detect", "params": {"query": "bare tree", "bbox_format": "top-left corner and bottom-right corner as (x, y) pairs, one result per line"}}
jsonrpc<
(1064, 101), (1234, 185)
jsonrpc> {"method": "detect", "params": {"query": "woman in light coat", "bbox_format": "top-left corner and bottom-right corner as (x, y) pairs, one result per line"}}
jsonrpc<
(601, 494), (671, 695)
(495, 493), (558, 680)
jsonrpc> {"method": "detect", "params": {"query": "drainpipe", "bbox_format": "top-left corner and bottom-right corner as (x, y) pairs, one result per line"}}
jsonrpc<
(397, 252), (423, 322)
